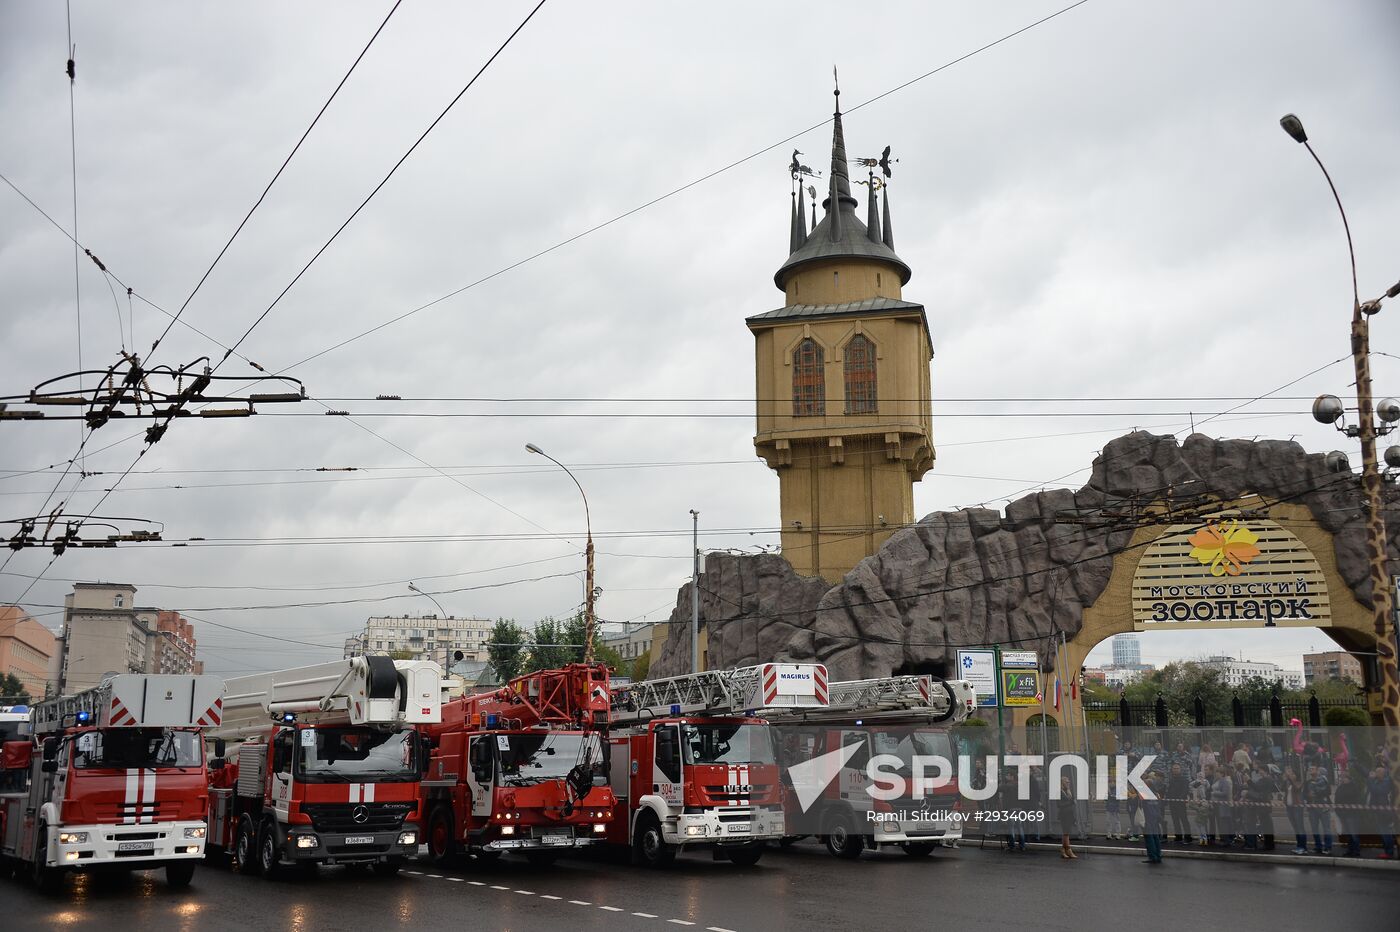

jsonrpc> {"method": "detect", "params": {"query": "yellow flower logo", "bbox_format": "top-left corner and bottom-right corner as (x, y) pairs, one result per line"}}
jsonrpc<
(1188, 520), (1261, 577)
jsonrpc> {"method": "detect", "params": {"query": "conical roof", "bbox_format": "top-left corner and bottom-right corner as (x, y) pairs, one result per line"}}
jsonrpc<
(774, 93), (910, 291)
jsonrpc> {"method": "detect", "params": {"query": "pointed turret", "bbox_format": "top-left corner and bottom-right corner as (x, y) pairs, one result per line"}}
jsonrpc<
(790, 191), (806, 253)
(797, 184), (808, 243)
(881, 185), (894, 250)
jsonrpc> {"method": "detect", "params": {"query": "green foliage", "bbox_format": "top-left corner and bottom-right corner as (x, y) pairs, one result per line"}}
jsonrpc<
(630, 650), (651, 682)
(387, 649), (416, 661)
(487, 619), (527, 682)
(1322, 706), (1370, 727)
(0, 672), (30, 705)
(1106, 660), (1364, 724)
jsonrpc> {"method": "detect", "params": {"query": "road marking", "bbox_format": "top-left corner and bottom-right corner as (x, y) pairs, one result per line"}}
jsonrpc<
(515, 890), (535, 896)
(491, 884), (510, 890)
(668, 922), (696, 927)
(403, 870), (423, 875)
(469, 880), (486, 886)
(426, 874), (442, 878)
(446, 877), (464, 882)
(633, 912), (657, 918)
(540, 894), (562, 900)
(599, 905), (623, 912)
(707, 927), (737, 932)
(569, 900), (591, 906)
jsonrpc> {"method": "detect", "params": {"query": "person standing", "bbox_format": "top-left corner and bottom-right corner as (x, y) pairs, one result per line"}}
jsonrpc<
(1197, 742), (1218, 775)
(1166, 761), (1193, 843)
(1246, 762), (1277, 851)
(1212, 763), (1235, 847)
(1366, 763), (1395, 860)
(1057, 774), (1079, 859)
(1140, 774), (1164, 864)
(1303, 763), (1333, 854)
(1334, 768), (1366, 858)
(1283, 766), (1308, 855)
(1105, 783), (1122, 840)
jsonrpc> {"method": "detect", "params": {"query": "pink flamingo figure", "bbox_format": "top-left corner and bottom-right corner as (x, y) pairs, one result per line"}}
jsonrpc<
(1336, 733), (1351, 772)
(1290, 718), (1304, 755)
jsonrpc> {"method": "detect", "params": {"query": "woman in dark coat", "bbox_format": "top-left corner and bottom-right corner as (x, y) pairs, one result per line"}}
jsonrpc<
(1058, 774), (1078, 859)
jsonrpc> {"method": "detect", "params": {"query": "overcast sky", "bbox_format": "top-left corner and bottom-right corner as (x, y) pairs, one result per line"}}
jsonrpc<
(3, 1), (1399, 680)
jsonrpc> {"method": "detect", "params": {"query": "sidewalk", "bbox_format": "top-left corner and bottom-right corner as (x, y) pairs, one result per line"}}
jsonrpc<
(969, 834), (1400, 870)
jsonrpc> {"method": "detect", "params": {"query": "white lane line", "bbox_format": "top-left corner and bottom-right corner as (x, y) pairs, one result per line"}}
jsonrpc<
(633, 912), (657, 919)
(515, 890), (535, 896)
(446, 877), (464, 882)
(402, 870), (423, 875)
(668, 922), (696, 927)
(569, 900), (592, 906)
(490, 884), (510, 890)
(468, 881), (486, 886)
(707, 927), (737, 932)
(540, 894), (562, 900)
(426, 874), (443, 878)
(599, 905), (624, 912)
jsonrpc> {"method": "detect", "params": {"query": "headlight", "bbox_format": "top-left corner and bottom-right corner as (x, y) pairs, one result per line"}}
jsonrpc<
(183, 826), (206, 839)
(295, 835), (319, 849)
(500, 826), (515, 836)
(59, 832), (89, 844)
(685, 825), (705, 836)
(593, 823), (606, 833)
(398, 831), (417, 846)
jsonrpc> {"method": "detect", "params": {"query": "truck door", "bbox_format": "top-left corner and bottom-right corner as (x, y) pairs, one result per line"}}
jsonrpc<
(466, 736), (494, 820)
(836, 730), (871, 802)
(652, 724), (682, 808)
(270, 729), (294, 818)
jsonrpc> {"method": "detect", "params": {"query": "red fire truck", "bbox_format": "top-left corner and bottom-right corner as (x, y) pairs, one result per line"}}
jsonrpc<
(204, 656), (442, 877)
(605, 662), (829, 868)
(0, 674), (225, 889)
(768, 674), (977, 859)
(420, 663), (615, 866)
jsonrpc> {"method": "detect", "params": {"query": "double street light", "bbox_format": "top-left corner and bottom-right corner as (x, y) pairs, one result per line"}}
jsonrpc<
(526, 442), (596, 663)
(1283, 112), (1400, 729)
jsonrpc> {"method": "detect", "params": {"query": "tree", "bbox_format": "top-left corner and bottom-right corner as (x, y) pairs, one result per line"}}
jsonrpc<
(0, 673), (30, 706)
(528, 617), (572, 671)
(387, 649), (416, 661)
(630, 650), (651, 682)
(487, 619), (527, 682)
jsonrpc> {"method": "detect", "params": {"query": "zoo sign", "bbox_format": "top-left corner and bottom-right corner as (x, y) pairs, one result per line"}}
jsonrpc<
(1130, 517), (1332, 629)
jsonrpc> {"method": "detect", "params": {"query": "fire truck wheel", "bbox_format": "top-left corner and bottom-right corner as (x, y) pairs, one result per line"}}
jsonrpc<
(427, 805), (458, 865)
(633, 812), (675, 868)
(726, 843), (764, 868)
(235, 817), (261, 875)
(32, 822), (62, 892)
(257, 822), (284, 879)
(903, 842), (936, 857)
(822, 814), (865, 860)
(523, 851), (559, 867)
(373, 857), (403, 876)
(165, 860), (197, 888)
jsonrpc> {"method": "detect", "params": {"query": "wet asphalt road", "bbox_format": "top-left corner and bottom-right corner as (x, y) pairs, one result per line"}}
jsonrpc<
(4, 839), (1395, 931)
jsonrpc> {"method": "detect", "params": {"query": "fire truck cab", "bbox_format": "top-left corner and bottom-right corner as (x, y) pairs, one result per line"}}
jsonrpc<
(769, 675), (977, 859)
(421, 663), (615, 866)
(205, 656), (442, 878)
(607, 663), (829, 867)
(0, 675), (225, 889)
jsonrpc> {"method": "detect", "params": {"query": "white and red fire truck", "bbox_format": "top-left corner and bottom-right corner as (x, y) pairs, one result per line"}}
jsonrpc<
(421, 663), (615, 866)
(204, 656), (442, 877)
(0, 674), (225, 889)
(768, 674), (977, 859)
(605, 662), (829, 867)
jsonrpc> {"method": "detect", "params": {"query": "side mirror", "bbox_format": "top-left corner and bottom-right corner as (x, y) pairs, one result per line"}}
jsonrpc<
(42, 737), (60, 762)
(210, 757), (226, 771)
(592, 772), (608, 788)
(42, 759), (58, 774)
(213, 738), (227, 758)
(418, 734), (434, 776)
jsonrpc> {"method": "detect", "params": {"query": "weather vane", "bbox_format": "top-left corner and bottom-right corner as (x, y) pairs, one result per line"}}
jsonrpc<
(852, 145), (897, 179)
(789, 149), (819, 182)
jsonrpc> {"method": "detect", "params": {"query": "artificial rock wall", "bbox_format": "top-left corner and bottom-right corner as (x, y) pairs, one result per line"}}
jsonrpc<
(651, 431), (1400, 680)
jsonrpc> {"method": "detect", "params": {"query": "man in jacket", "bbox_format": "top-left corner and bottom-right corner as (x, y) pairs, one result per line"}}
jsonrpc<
(1303, 763), (1333, 854)
(1334, 768), (1366, 857)
(1165, 761), (1193, 843)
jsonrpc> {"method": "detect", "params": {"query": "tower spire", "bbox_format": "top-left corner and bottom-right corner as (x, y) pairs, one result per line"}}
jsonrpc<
(790, 189), (804, 253)
(882, 185), (895, 250)
(866, 171), (881, 244)
(796, 182), (808, 247)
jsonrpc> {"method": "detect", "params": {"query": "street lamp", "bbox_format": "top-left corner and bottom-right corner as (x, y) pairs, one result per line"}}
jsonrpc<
(408, 581), (451, 670)
(526, 442), (596, 662)
(1283, 112), (1400, 731)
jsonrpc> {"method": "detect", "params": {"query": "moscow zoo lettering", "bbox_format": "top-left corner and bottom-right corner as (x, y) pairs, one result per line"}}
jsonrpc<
(1147, 576), (1313, 623)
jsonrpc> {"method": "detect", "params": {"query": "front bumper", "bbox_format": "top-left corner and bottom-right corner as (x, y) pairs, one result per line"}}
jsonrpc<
(47, 820), (207, 868)
(281, 823), (421, 863)
(867, 817), (962, 847)
(669, 807), (786, 847)
(481, 824), (607, 852)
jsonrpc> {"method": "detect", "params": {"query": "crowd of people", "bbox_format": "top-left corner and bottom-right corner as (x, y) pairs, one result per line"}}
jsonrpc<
(983, 732), (1397, 863)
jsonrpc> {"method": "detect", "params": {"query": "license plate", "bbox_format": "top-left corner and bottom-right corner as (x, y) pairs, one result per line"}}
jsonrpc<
(117, 841), (154, 852)
(727, 824), (751, 833)
(344, 835), (375, 845)
(541, 834), (571, 846)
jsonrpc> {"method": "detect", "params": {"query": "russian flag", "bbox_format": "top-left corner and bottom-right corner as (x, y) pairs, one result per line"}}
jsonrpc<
(1053, 675), (1062, 711)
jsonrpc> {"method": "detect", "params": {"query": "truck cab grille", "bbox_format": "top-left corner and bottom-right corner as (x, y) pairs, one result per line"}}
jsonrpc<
(300, 802), (413, 833)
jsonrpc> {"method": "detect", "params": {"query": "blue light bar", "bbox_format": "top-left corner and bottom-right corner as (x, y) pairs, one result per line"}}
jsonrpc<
(282, 712), (296, 723)
(669, 704), (681, 716)
(76, 710), (91, 723)
(485, 713), (498, 728)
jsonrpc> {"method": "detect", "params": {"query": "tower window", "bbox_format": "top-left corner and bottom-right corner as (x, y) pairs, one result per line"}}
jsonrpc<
(844, 335), (877, 415)
(792, 338), (825, 417)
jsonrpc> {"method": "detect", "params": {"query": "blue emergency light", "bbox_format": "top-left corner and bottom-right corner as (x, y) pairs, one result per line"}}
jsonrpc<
(670, 704), (681, 716)
(854, 719), (863, 726)
(485, 713), (499, 728)
(76, 710), (91, 723)
(281, 712), (296, 723)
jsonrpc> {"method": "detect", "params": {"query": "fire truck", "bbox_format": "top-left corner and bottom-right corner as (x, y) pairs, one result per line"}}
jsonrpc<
(0, 674), (225, 889)
(605, 662), (829, 868)
(420, 663), (614, 866)
(767, 674), (977, 859)
(204, 656), (441, 877)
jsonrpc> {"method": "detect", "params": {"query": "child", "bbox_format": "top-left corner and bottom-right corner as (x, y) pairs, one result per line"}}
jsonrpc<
(1105, 783), (1122, 839)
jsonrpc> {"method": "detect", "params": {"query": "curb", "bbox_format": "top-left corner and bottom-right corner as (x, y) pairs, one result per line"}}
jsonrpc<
(1012, 840), (1400, 870)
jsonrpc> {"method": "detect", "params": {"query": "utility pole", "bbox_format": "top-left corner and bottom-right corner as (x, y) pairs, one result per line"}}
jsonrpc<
(690, 509), (700, 674)
(526, 443), (596, 662)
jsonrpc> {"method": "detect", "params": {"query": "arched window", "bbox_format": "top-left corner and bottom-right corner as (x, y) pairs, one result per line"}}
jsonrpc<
(792, 338), (825, 417)
(843, 334), (877, 414)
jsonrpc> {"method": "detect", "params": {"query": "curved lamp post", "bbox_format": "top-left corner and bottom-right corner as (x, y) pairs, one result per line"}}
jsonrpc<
(526, 442), (595, 662)
(408, 581), (451, 669)
(1283, 113), (1400, 732)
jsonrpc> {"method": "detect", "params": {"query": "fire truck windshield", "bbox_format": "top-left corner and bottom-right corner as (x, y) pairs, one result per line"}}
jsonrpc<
(296, 727), (418, 783)
(71, 728), (202, 769)
(681, 723), (775, 766)
(872, 729), (955, 771)
(496, 732), (599, 786)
